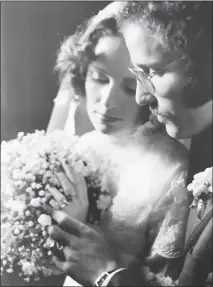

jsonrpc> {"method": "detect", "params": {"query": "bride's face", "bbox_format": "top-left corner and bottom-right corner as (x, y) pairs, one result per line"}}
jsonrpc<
(85, 35), (145, 135)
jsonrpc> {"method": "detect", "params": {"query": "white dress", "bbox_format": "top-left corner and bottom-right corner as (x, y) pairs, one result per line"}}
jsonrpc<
(50, 85), (191, 287)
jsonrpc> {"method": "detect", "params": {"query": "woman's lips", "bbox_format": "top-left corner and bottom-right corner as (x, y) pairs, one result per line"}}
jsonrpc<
(95, 112), (122, 123)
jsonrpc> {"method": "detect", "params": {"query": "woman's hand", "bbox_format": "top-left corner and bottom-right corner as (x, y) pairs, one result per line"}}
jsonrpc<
(48, 160), (89, 223)
(48, 210), (117, 286)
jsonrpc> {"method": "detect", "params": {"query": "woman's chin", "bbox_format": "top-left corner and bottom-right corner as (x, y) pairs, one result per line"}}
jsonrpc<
(92, 121), (122, 135)
(94, 124), (112, 134)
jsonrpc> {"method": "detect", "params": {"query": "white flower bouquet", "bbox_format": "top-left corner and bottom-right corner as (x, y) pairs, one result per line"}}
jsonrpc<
(1, 130), (107, 283)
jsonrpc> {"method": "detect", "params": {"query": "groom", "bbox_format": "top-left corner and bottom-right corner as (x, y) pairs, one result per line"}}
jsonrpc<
(48, 2), (212, 286)
(120, 1), (212, 286)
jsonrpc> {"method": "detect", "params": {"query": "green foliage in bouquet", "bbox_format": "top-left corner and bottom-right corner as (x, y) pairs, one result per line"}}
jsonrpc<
(1, 130), (108, 283)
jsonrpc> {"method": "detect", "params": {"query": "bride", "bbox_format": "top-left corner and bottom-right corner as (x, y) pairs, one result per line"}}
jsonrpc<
(47, 15), (190, 286)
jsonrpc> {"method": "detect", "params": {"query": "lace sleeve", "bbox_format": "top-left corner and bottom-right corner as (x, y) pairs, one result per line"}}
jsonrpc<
(149, 171), (190, 259)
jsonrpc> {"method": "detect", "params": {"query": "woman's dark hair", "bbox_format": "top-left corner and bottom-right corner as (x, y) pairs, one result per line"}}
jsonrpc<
(55, 16), (118, 100)
(119, 1), (212, 106)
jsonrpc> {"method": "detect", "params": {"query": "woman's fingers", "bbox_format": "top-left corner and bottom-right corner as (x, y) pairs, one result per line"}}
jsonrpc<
(52, 255), (71, 273)
(49, 199), (61, 210)
(55, 171), (75, 199)
(46, 184), (69, 208)
(72, 169), (88, 203)
(52, 210), (86, 237)
(61, 161), (88, 203)
(48, 225), (70, 246)
(61, 160), (75, 184)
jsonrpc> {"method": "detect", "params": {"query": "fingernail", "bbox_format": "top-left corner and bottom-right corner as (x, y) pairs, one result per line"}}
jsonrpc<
(49, 199), (60, 210)
(52, 210), (66, 223)
(62, 199), (69, 206)
(61, 161), (75, 184)
(58, 200), (69, 210)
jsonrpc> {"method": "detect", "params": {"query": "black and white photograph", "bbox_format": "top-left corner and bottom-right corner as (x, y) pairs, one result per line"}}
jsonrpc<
(1, 1), (212, 286)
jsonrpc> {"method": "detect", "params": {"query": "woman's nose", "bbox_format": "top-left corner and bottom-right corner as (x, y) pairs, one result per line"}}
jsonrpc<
(100, 84), (117, 107)
(135, 81), (157, 107)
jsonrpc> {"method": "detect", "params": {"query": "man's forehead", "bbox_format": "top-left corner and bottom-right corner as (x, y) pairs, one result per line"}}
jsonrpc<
(122, 22), (174, 68)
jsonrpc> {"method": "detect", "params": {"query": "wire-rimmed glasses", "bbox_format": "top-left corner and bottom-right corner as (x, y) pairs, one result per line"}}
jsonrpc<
(129, 56), (186, 94)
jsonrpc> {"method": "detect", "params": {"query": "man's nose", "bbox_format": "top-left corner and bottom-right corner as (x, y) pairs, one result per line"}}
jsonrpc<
(135, 81), (157, 107)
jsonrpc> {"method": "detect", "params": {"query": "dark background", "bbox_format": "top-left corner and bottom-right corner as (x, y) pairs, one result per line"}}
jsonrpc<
(1, 1), (110, 141)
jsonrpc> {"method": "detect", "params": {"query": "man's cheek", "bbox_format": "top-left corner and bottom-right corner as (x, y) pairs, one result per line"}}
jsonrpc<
(154, 73), (186, 100)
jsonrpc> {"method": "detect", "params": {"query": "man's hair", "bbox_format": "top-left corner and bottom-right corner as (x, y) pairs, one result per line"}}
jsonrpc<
(55, 16), (118, 100)
(118, 1), (212, 106)
(120, 1), (211, 51)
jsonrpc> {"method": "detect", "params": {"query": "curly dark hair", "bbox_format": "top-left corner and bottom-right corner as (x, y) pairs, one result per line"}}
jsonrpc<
(55, 16), (118, 100)
(119, 1), (211, 53)
(118, 1), (212, 106)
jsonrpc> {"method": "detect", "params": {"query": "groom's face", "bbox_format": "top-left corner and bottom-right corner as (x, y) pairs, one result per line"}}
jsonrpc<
(122, 22), (194, 139)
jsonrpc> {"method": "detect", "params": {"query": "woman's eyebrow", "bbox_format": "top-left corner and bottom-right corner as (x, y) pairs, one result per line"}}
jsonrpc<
(88, 63), (108, 74)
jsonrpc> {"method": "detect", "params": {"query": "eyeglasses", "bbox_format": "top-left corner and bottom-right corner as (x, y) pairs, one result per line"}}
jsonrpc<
(129, 56), (186, 94)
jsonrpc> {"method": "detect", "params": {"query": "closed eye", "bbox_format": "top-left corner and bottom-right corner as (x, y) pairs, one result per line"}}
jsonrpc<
(140, 65), (151, 76)
(87, 69), (109, 84)
(139, 66), (164, 78)
(123, 79), (136, 96)
(124, 86), (136, 96)
(149, 69), (165, 78)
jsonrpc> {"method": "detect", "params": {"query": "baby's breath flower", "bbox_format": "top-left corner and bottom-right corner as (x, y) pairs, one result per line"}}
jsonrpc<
(13, 229), (20, 235)
(28, 221), (34, 227)
(6, 268), (13, 273)
(96, 194), (112, 211)
(26, 187), (33, 193)
(7, 200), (25, 213)
(25, 210), (30, 216)
(1, 130), (106, 282)
(38, 214), (52, 226)
(30, 198), (41, 207)
(39, 190), (45, 197)
(21, 261), (36, 276)
(31, 182), (37, 189)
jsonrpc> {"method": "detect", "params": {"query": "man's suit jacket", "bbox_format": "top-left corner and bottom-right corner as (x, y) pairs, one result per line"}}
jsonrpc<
(178, 126), (212, 286)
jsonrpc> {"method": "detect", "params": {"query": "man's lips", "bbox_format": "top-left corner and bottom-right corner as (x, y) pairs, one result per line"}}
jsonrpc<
(150, 107), (177, 124)
(150, 107), (167, 122)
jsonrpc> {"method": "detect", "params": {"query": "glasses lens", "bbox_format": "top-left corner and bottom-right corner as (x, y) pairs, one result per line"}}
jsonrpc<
(130, 69), (155, 94)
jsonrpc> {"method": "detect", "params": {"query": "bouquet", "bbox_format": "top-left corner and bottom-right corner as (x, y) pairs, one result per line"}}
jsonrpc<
(1, 130), (110, 283)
